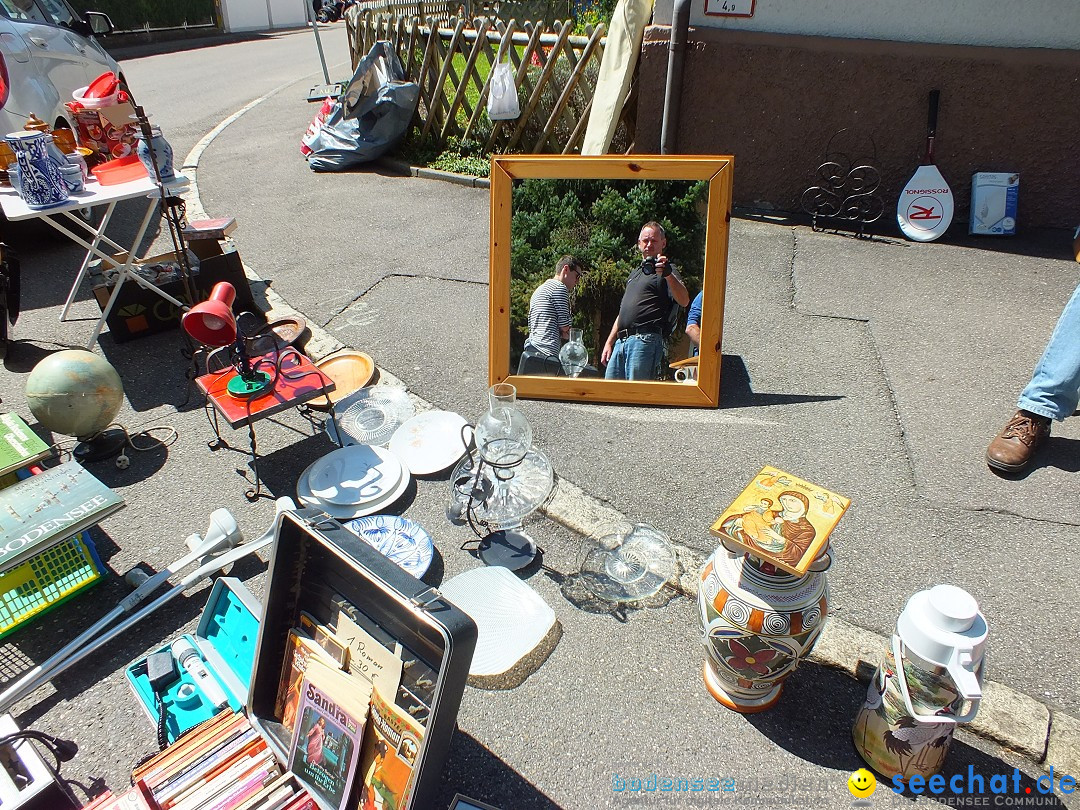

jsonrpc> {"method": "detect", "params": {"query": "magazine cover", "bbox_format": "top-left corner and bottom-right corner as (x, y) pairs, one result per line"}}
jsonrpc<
(287, 657), (372, 810)
(710, 466), (851, 576)
(357, 681), (424, 810)
(0, 460), (124, 570)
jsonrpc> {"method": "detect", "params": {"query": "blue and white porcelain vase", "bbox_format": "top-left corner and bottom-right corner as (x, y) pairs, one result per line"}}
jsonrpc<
(7, 130), (68, 209)
(135, 125), (174, 181)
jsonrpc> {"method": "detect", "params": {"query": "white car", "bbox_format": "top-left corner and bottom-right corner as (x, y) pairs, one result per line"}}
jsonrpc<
(0, 0), (120, 137)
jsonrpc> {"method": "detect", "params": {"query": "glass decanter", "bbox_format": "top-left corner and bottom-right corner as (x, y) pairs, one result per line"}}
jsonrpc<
(559, 328), (588, 377)
(473, 383), (532, 470)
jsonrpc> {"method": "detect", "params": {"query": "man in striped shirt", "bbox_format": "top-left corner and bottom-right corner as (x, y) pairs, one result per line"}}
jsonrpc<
(517, 256), (582, 375)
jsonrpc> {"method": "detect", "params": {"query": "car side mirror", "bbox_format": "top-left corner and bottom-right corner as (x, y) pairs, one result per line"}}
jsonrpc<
(83, 11), (114, 36)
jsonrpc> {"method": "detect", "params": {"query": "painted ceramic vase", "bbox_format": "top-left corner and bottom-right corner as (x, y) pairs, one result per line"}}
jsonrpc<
(6, 130), (68, 209)
(697, 543), (828, 712)
(135, 125), (175, 181)
(853, 585), (987, 779)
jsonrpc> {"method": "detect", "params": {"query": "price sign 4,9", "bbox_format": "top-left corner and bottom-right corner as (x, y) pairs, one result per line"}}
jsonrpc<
(704, 0), (754, 16)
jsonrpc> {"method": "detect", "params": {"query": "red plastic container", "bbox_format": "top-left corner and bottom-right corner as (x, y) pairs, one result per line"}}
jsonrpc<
(90, 154), (147, 185)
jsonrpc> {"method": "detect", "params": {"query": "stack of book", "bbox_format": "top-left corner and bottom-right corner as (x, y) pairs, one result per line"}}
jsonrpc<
(276, 602), (425, 810)
(123, 710), (315, 810)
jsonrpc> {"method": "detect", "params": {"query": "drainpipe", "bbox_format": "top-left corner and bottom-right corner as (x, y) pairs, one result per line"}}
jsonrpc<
(660, 0), (691, 154)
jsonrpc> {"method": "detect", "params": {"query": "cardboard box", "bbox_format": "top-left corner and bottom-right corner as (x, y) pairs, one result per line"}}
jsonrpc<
(91, 240), (260, 342)
(969, 172), (1019, 235)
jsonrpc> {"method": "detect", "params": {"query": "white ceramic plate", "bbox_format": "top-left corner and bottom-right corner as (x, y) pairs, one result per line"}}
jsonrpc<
(388, 410), (470, 476)
(303, 445), (402, 506)
(297, 462), (412, 519)
(341, 515), (433, 578)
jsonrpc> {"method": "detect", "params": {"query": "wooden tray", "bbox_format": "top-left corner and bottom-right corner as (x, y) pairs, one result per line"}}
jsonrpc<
(245, 316), (307, 356)
(309, 351), (376, 410)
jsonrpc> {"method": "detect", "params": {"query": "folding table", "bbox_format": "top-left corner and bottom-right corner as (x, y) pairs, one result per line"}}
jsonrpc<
(0, 172), (189, 349)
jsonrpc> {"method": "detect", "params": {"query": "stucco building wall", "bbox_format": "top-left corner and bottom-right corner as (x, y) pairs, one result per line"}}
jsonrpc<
(653, 0), (1080, 50)
(635, 27), (1080, 229)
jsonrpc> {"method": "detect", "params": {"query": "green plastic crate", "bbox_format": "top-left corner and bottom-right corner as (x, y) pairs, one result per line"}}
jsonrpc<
(0, 532), (106, 640)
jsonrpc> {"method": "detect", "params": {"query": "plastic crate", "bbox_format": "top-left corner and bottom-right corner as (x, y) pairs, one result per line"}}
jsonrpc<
(0, 531), (106, 640)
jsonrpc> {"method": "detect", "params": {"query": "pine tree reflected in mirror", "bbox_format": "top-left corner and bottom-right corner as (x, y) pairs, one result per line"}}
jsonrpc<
(509, 177), (709, 382)
(490, 155), (734, 407)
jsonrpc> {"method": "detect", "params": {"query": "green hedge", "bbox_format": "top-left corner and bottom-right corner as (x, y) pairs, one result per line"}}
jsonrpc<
(68, 0), (216, 31)
(510, 178), (708, 366)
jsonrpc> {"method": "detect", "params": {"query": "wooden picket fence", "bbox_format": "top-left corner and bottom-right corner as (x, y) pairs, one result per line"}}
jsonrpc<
(345, 8), (635, 155)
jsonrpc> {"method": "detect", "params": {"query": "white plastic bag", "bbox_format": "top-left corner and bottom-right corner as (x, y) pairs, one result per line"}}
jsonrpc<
(487, 62), (520, 121)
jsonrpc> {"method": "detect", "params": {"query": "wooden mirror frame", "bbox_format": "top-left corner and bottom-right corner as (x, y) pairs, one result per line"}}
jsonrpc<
(489, 154), (734, 407)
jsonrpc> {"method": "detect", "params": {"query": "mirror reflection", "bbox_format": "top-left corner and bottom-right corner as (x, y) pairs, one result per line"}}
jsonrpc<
(510, 179), (708, 382)
(489, 155), (733, 408)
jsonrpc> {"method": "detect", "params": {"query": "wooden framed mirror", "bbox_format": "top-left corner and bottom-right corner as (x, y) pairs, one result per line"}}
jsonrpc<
(489, 155), (733, 407)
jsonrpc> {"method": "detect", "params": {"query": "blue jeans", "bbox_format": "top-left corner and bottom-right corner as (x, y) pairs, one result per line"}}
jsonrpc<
(1017, 281), (1080, 421)
(605, 332), (664, 380)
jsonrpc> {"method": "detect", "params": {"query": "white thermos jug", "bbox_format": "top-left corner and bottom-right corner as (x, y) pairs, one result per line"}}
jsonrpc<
(853, 584), (987, 778)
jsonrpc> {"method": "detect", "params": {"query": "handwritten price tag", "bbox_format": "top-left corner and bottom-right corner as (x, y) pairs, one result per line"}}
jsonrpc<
(704, 0), (754, 16)
(336, 612), (403, 695)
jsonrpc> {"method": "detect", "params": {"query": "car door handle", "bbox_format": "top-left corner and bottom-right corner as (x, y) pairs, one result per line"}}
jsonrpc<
(27, 36), (48, 48)
(64, 35), (86, 53)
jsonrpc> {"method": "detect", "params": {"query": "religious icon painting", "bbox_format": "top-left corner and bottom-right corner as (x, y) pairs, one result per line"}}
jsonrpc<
(710, 466), (851, 577)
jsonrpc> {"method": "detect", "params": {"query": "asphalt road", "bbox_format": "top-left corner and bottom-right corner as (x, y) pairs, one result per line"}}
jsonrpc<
(0, 25), (1076, 810)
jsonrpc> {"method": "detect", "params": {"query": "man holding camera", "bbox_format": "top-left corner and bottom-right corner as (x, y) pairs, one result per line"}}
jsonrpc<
(601, 222), (689, 380)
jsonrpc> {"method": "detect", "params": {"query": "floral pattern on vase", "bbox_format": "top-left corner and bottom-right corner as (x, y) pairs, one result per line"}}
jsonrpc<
(7, 130), (68, 209)
(697, 544), (828, 712)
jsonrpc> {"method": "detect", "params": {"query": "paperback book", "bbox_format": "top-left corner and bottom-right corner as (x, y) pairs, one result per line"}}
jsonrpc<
(0, 460), (124, 571)
(356, 680), (425, 810)
(287, 656), (372, 810)
(276, 629), (340, 736)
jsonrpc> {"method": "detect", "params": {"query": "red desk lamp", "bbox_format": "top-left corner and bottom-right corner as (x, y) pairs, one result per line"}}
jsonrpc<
(183, 282), (271, 398)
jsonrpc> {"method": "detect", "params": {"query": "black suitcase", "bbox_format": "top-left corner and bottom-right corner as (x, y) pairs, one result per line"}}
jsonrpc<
(248, 508), (477, 810)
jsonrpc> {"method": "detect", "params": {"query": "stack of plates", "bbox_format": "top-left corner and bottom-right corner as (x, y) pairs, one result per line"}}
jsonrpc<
(296, 445), (412, 519)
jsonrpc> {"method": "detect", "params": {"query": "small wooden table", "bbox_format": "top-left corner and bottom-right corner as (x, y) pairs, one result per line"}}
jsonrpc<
(195, 347), (335, 499)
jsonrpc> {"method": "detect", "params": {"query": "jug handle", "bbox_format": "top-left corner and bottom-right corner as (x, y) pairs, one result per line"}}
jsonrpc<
(946, 648), (983, 723)
(891, 636), (963, 725)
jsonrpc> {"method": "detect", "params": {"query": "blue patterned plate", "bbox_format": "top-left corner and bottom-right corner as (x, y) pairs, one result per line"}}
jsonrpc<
(342, 515), (434, 578)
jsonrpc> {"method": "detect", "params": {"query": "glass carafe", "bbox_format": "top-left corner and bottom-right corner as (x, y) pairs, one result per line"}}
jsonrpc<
(559, 328), (588, 377)
(474, 383), (532, 469)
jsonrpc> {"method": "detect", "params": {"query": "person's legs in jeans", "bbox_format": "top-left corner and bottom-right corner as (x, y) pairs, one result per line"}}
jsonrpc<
(605, 339), (628, 379)
(987, 281), (1080, 472)
(1017, 281), (1080, 421)
(623, 333), (664, 381)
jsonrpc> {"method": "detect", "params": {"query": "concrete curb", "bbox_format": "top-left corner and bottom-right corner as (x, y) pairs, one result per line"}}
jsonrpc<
(377, 157), (490, 189)
(181, 101), (1077, 780)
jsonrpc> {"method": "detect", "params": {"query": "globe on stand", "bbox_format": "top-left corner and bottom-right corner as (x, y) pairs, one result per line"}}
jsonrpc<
(25, 349), (126, 462)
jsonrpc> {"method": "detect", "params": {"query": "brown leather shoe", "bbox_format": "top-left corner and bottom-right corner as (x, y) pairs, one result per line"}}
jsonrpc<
(986, 410), (1051, 472)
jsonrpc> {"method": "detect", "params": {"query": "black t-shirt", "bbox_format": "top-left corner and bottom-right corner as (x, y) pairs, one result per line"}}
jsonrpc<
(617, 261), (679, 334)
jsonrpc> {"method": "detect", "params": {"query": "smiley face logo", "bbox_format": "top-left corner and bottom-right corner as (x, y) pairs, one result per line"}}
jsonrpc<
(848, 768), (876, 799)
